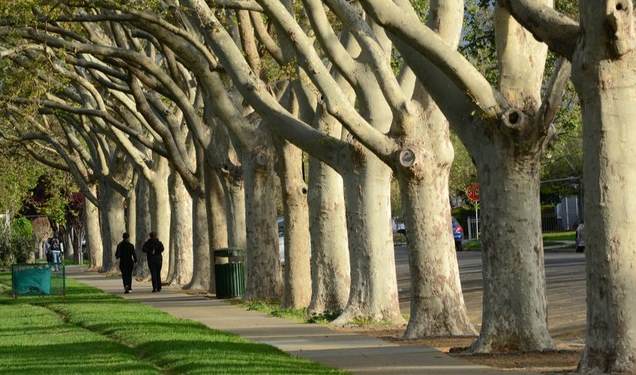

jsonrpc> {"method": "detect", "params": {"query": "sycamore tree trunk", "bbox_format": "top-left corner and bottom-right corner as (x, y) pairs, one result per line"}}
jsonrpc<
(166, 174), (177, 282)
(85, 185), (102, 270)
(573, 4), (636, 372)
(244, 148), (283, 300)
(398, 106), (475, 337)
(99, 182), (126, 273)
(334, 150), (402, 326)
(469, 147), (552, 353)
(198, 166), (228, 292)
(148, 158), (171, 281)
(75, 226), (84, 264)
(277, 140), (312, 309)
(127, 183), (137, 247)
(63, 228), (75, 259)
(167, 172), (194, 286)
(399, 170), (475, 336)
(332, 69), (402, 325)
(307, 154), (350, 315)
(187, 190), (211, 291)
(134, 176), (151, 278)
(222, 174), (247, 250)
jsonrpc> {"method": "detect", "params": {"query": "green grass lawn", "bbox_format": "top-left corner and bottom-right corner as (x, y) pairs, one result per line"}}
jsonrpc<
(63, 258), (89, 266)
(0, 273), (342, 374)
(542, 231), (576, 241)
(462, 231), (576, 251)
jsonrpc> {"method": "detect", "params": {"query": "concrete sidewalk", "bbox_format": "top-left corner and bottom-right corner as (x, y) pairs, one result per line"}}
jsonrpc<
(68, 267), (515, 375)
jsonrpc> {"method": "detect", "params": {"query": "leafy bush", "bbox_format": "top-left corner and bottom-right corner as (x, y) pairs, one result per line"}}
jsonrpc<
(0, 217), (34, 267)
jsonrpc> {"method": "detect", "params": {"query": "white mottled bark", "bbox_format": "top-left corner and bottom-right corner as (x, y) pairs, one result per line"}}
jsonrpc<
(99, 182), (126, 273)
(469, 147), (552, 352)
(134, 176), (151, 278)
(32, 217), (53, 261)
(85, 185), (103, 270)
(134, 176), (152, 279)
(307, 151), (350, 315)
(63, 229), (75, 259)
(389, 0), (475, 338)
(400, 105), (475, 338)
(188, 190), (211, 291)
(198, 166), (228, 292)
(573, 3), (636, 372)
(166, 175), (177, 282)
(334, 150), (402, 325)
(126, 183), (137, 248)
(223, 175), (246, 250)
(244, 148), (283, 300)
(278, 140), (311, 309)
(464, 5), (554, 353)
(167, 172), (194, 286)
(148, 157), (171, 280)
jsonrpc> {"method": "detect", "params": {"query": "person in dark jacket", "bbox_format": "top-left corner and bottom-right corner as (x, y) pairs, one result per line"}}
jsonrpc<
(142, 232), (164, 292)
(115, 233), (137, 293)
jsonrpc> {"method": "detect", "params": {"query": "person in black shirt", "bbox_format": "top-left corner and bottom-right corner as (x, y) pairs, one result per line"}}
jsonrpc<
(115, 233), (137, 293)
(142, 232), (164, 292)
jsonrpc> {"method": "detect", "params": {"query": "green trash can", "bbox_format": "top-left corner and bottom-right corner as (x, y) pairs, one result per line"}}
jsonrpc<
(214, 248), (245, 299)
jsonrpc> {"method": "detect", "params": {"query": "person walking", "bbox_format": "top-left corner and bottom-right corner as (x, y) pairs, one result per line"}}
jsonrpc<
(142, 232), (164, 293)
(115, 233), (137, 293)
(50, 238), (62, 272)
(576, 221), (585, 253)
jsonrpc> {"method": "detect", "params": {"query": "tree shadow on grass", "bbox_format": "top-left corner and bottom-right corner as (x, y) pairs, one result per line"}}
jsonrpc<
(136, 339), (339, 374)
(0, 274), (344, 374)
(60, 318), (342, 374)
(0, 339), (158, 374)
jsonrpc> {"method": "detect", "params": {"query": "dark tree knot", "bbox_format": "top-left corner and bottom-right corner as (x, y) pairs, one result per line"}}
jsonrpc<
(501, 108), (527, 130)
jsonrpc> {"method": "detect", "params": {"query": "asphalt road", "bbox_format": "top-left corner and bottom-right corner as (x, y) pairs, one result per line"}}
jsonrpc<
(394, 246), (587, 344)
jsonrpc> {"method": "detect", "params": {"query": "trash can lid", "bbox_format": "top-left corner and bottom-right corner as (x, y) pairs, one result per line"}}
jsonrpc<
(214, 248), (244, 257)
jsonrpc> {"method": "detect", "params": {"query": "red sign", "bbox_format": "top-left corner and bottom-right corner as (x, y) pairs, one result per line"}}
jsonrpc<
(466, 183), (480, 203)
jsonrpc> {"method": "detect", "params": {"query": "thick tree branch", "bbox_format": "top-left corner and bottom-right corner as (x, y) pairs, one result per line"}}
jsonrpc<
(255, 0), (399, 158)
(324, 0), (411, 120)
(302, 0), (358, 83)
(23, 143), (70, 172)
(539, 58), (572, 131)
(360, 0), (508, 118)
(249, 11), (284, 64)
(501, 0), (580, 59)
(12, 129), (99, 205)
(181, 0), (357, 169)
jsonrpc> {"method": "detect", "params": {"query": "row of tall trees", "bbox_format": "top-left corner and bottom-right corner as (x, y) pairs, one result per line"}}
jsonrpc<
(0, 1), (633, 373)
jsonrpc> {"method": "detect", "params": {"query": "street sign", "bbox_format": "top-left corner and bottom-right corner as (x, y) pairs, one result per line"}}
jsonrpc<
(466, 183), (480, 203)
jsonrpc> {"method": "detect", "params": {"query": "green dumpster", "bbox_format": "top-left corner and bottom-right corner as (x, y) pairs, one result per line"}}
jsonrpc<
(214, 248), (245, 298)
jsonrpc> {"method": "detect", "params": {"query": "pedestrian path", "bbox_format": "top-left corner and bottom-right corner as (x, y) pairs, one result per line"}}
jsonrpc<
(68, 267), (515, 375)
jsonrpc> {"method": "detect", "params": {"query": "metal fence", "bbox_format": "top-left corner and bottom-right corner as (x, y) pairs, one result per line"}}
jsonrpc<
(467, 217), (480, 240)
(11, 264), (65, 297)
(466, 215), (569, 240)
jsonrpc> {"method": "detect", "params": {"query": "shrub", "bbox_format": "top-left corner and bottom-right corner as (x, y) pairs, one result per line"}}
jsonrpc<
(0, 217), (34, 267)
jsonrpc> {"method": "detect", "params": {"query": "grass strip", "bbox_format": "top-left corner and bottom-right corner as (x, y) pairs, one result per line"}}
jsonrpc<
(241, 300), (339, 325)
(463, 231), (576, 251)
(0, 273), (343, 374)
